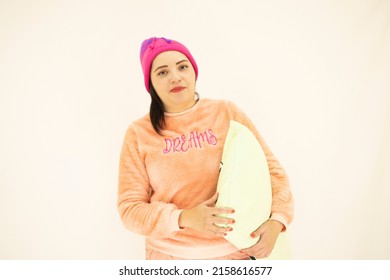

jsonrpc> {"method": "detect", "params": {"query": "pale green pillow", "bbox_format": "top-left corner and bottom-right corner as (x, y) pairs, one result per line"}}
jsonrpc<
(216, 120), (272, 249)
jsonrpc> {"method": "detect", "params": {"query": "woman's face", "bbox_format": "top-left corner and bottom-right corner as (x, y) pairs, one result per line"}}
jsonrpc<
(150, 51), (196, 113)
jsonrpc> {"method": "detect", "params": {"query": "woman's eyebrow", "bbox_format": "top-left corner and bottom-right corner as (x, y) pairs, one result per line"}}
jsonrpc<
(154, 60), (189, 72)
(154, 65), (168, 73)
(176, 59), (189, 65)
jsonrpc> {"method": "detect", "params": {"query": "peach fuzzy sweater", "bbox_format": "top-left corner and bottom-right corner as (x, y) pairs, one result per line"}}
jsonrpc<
(118, 98), (293, 259)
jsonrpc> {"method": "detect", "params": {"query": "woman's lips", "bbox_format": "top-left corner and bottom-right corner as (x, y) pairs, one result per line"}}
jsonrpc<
(170, 86), (186, 93)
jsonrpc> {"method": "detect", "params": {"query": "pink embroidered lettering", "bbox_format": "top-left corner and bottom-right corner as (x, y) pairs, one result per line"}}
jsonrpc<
(180, 134), (189, 152)
(188, 132), (196, 149)
(196, 131), (206, 148)
(173, 137), (181, 153)
(162, 129), (217, 154)
(162, 139), (172, 154)
(207, 129), (217, 145)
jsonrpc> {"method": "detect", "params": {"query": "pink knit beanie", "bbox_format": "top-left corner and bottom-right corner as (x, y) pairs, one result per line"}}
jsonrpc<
(140, 37), (198, 93)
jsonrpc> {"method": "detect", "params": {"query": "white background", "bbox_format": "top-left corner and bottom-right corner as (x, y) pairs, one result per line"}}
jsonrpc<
(1, 0), (389, 259)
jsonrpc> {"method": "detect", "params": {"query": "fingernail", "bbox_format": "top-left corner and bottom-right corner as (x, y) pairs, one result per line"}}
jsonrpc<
(229, 228), (233, 231)
(250, 233), (256, 238)
(231, 209), (235, 213)
(223, 233), (227, 236)
(231, 219), (235, 224)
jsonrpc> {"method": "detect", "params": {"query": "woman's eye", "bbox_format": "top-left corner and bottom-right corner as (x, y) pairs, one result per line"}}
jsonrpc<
(158, 70), (168, 76)
(179, 65), (188, 70)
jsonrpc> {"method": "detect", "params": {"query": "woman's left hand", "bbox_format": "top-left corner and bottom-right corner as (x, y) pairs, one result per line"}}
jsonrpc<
(241, 220), (284, 259)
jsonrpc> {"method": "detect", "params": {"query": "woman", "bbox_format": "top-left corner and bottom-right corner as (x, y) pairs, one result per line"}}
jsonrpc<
(118, 37), (293, 260)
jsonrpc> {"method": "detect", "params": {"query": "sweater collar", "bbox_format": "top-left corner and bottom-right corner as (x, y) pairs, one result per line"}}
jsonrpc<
(164, 98), (203, 118)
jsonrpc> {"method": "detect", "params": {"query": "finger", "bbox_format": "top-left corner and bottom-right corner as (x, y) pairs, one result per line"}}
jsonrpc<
(254, 249), (271, 259)
(250, 230), (260, 239)
(250, 225), (265, 238)
(243, 244), (267, 258)
(206, 229), (228, 237)
(241, 247), (256, 256)
(212, 216), (235, 226)
(207, 224), (233, 235)
(211, 207), (235, 216)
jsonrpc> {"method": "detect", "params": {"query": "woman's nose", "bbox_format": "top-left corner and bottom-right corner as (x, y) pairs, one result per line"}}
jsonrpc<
(170, 70), (181, 83)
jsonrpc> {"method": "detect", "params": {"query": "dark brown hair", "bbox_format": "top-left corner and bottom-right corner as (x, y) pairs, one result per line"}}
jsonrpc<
(149, 83), (165, 135)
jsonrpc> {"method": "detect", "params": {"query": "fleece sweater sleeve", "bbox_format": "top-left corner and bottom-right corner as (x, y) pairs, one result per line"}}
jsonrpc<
(227, 101), (294, 231)
(117, 127), (182, 238)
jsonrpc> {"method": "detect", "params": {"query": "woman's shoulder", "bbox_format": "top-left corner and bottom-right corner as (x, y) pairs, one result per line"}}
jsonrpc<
(200, 97), (236, 109)
(131, 113), (151, 127)
(123, 114), (154, 139)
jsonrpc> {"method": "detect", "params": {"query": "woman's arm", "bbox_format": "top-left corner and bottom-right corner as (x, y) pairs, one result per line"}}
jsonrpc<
(117, 127), (182, 238)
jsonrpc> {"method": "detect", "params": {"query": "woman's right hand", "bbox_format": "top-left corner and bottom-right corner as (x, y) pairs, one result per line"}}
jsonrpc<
(178, 192), (235, 236)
